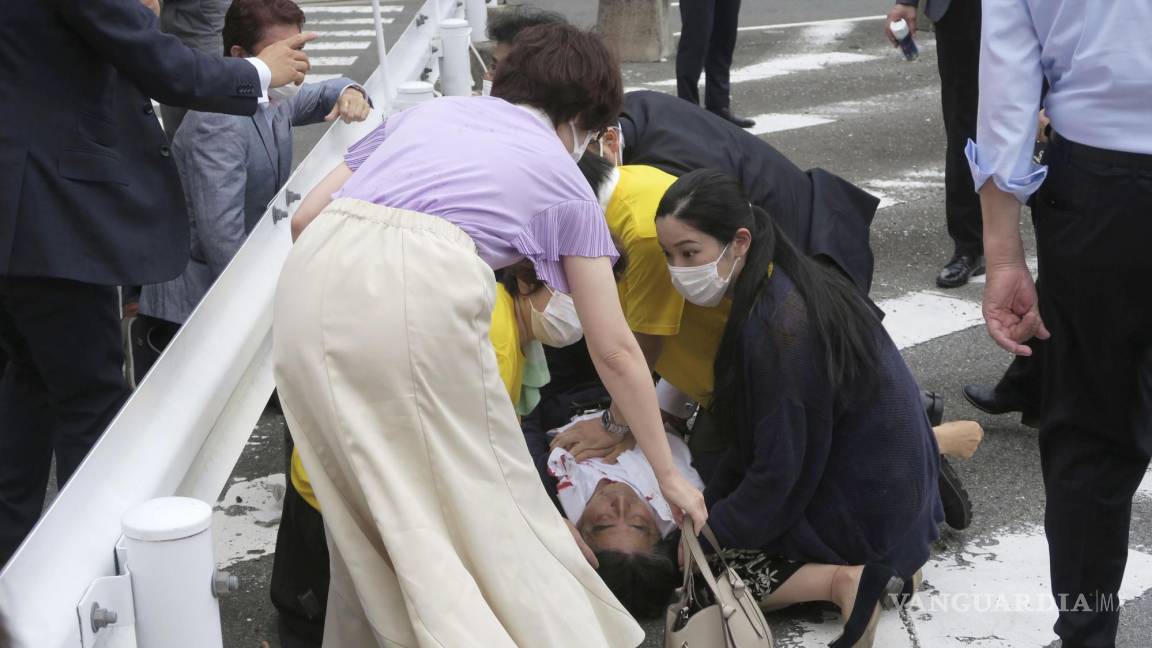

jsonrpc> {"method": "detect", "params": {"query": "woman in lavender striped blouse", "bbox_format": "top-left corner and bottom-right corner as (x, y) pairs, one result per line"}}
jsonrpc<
(272, 25), (705, 648)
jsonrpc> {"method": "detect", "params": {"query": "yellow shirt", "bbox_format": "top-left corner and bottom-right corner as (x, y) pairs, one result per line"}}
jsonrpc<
(604, 165), (684, 336)
(291, 284), (525, 510)
(654, 299), (731, 406)
(489, 284), (526, 409)
(603, 165), (728, 405)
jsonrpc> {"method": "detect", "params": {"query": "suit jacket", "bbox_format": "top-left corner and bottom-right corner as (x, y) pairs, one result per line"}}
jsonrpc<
(0, 0), (262, 286)
(139, 79), (358, 324)
(619, 91), (879, 294)
(160, 0), (230, 54)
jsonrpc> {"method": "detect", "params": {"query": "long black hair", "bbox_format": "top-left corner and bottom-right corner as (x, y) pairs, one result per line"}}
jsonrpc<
(656, 170), (880, 427)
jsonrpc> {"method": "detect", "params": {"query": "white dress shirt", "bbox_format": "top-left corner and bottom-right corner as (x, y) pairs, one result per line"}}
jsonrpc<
(547, 413), (704, 538)
(247, 57), (272, 103)
(966, 0), (1152, 204)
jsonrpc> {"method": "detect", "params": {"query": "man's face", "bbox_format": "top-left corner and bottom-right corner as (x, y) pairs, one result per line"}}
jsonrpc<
(486, 42), (513, 81)
(577, 480), (661, 555)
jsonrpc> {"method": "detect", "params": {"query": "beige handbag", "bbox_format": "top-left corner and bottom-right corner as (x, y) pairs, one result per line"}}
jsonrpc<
(664, 520), (774, 648)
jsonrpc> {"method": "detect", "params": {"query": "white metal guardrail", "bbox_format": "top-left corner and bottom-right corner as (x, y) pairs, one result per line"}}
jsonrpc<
(0, 1), (479, 645)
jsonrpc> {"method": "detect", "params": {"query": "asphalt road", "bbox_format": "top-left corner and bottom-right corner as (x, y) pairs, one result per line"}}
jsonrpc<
(213, 2), (1152, 647)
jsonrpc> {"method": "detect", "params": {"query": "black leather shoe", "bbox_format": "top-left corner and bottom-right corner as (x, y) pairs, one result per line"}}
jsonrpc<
(938, 456), (973, 530)
(963, 384), (1040, 428)
(708, 107), (756, 129)
(936, 253), (985, 288)
(921, 390), (944, 427)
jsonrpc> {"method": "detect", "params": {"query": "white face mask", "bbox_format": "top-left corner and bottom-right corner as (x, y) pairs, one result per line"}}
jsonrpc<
(481, 79), (493, 96)
(529, 288), (583, 347)
(568, 121), (595, 162)
(668, 244), (741, 307)
(267, 83), (301, 105)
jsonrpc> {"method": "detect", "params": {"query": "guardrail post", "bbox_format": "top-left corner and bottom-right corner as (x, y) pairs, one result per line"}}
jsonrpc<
(371, 0), (394, 106)
(439, 19), (473, 96)
(121, 498), (226, 648)
(394, 81), (436, 111)
(465, 0), (488, 43)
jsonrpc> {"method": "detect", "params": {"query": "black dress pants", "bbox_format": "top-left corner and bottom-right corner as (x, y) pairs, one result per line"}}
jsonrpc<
(676, 0), (742, 110)
(0, 277), (130, 565)
(934, 0), (983, 257)
(1034, 135), (1152, 647)
(271, 466), (329, 648)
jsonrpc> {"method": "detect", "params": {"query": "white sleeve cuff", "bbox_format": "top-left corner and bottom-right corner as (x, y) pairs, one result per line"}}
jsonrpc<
(245, 57), (273, 104)
(965, 138), (1048, 205)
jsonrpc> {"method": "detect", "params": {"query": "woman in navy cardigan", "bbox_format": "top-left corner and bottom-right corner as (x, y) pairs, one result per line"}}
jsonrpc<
(655, 170), (943, 648)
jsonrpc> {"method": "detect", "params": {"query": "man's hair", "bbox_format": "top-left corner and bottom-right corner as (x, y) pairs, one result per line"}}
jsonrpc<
(577, 151), (616, 198)
(594, 538), (680, 619)
(491, 24), (623, 133)
(486, 6), (569, 43)
(223, 0), (306, 56)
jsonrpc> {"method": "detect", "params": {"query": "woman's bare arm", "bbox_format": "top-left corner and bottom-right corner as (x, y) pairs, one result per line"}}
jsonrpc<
(562, 254), (707, 528)
(290, 162), (353, 241)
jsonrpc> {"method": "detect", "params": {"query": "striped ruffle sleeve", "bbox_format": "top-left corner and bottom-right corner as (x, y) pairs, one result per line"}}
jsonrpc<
(343, 120), (389, 172)
(512, 199), (620, 294)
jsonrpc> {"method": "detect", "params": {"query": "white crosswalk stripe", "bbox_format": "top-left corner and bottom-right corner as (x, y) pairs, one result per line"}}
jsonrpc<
(302, 4), (402, 12)
(312, 29), (377, 37)
(308, 55), (360, 67)
(747, 113), (836, 136)
(306, 40), (373, 50)
(305, 17), (391, 25)
(647, 51), (878, 87)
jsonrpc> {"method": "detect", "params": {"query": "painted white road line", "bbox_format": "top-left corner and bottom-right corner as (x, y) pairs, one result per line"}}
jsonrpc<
(674, 14), (883, 37)
(970, 256), (1038, 285)
(748, 113), (836, 136)
(313, 29), (377, 37)
(307, 40), (372, 50)
(908, 528), (1152, 647)
(801, 20), (855, 46)
(773, 528), (1152, 647)
(880, 291), (985, 350)
(647, 52), (877, 87)
(310, 56), (360, 67)
(213, 474), (285, 566)
(869, 191), (903, 210)
(302, 4), (403, 13)
(305, 17), (393, 25)
(862, 166), (946, 211)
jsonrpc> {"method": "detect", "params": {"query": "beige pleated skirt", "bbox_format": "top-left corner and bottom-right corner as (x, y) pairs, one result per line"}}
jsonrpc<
(272, 198), (644, 648)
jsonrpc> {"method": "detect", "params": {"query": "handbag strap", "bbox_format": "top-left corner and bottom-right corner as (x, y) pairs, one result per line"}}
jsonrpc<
(681, 520), (773, 642)
(680, 519), (730, 606)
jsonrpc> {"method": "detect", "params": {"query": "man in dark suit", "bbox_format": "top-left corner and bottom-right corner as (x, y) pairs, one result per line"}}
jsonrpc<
(887, 0), (983, 288)
(0, 0), (313, 565)
(676, 0), (755, 128)
(614, 90), (879, 296)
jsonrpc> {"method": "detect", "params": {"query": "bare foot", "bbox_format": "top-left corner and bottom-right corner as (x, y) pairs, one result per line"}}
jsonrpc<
(934, 420), (984, 459)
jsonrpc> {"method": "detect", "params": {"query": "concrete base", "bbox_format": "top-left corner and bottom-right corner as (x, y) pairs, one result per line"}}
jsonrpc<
(596, 0), (673, 63)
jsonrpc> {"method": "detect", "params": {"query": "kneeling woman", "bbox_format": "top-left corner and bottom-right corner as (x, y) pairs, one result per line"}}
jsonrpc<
(655, 171), (942, 648)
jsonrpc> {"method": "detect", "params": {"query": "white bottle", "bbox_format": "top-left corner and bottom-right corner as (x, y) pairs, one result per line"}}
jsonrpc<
(890, 18), (919, 61)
